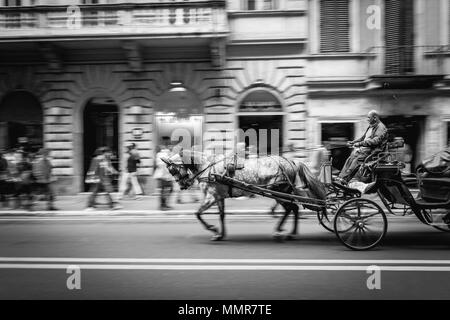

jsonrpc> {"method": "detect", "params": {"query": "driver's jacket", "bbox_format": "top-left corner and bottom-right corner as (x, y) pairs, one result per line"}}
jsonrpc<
(352, 121), (388, 152)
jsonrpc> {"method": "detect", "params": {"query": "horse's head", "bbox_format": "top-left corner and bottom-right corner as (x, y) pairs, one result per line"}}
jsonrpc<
(161, 152), (198, 190)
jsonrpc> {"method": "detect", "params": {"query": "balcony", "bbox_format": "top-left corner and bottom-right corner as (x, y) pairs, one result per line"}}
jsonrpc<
(366, 45), (450, 89)
(0, 1), (229, 41)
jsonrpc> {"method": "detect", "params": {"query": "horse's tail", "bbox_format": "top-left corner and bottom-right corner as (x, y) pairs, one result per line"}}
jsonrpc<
(296, 161), (327, 200)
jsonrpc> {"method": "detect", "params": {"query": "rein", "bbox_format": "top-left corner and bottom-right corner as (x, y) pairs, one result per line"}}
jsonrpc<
(182, 157), (226, 185)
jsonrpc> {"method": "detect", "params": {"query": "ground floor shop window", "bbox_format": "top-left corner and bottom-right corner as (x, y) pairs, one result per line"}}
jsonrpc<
(321, 122), (354, 172)
(154, 113), (203, 151)
(0, 90), (42, 153)
(154, 85), (203, 156)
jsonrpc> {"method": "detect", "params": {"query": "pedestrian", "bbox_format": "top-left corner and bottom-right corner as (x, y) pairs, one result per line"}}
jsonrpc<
(14, 150), (34, 211)
(85, 147), (122, 211)
(2, 149), (17, 209)
(310, 144), (330, 178)
(153, 145), (174, 211)
(119, 143), (144, 200)
(0, 149), (8, 208)
(171, 137), (199, 204)
(396, 139), (413, 174)
(32, 148), (57, 211)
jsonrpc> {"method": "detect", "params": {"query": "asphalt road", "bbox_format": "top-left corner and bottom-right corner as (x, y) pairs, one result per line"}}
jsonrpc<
(0, 214), (449, 300)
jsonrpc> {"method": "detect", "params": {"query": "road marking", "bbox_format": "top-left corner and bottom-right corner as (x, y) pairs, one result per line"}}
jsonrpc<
(0, 258), (450, 271)
(0, 263), (449, 271)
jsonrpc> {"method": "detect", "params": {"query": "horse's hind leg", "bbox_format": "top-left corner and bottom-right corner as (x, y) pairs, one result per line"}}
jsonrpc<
(286, 204), (299, 240)
(273, 202), (291, 241)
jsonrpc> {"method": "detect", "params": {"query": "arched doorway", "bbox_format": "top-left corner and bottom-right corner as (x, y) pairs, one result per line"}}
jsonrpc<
(238, 89), (283, 156)
(83, 97), (120, 191)
(154, 83), (203, 153)
(0, 90), (43, 152)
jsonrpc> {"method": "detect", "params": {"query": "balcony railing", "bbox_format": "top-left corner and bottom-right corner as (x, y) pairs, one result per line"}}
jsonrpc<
(367, 45), (450, 77)
(0, 1), (228, 38)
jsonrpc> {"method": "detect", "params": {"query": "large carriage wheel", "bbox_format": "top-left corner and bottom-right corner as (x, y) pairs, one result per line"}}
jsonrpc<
(334, 198), (388, 250)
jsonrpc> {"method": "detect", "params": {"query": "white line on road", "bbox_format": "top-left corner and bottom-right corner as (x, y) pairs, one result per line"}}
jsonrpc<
(0, 263), (450, 271)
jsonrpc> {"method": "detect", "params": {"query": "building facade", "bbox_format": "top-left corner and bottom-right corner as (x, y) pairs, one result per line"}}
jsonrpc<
(0, 0), (449, 194)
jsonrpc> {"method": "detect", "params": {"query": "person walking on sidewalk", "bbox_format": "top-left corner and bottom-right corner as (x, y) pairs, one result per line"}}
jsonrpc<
(171, 137), (199, 204)
(85, 147), (122, 211)
(14, 150), (34, 211)
(0, 149), (8, 208)
(153, 146), (174, 211)
(32, 148), (57, 211)
(119, 143), (144, 200)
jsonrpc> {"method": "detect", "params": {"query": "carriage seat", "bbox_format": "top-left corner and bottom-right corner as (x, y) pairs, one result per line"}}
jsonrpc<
(419, 177), (450, 202)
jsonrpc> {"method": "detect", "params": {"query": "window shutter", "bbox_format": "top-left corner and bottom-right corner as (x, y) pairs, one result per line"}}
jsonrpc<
(320, 0), (350, 53)
(384, 0), (414, 74)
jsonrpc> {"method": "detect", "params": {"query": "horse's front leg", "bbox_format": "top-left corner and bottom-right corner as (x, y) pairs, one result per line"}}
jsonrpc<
(212, 198), (226, 241)
(195, 195), (219, 237)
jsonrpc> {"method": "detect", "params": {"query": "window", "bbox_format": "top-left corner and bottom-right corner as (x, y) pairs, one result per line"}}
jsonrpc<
(4, 0), (22, 6)
(242, 0), (278, 11)
(384, 0), (414, 74)
(262, 0), (277, 10)
(320, 0), (350, 53)
(244, 0), (256, 10)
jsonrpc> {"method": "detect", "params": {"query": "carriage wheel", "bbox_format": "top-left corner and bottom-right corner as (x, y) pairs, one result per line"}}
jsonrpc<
(422, 209), (450, 233)
(334, 198), (388, 250)
(319, 188), (356, 233)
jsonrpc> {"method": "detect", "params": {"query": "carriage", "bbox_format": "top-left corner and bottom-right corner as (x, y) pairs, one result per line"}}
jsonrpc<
(322, 140), (450, 250)
(162, 137), (450, 249)
(209, 139), (450, 250)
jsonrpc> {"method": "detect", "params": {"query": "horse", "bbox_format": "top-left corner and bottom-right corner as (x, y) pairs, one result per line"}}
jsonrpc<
(161, 150), (326, 241)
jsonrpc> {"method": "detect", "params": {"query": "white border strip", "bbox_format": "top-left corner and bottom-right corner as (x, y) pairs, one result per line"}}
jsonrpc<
(0, 264), (449, 272)
(0, 258), (450, 265)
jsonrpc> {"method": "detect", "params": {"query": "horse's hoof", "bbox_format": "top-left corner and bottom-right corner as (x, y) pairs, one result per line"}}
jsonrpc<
(211, 234), (223, 241)
(272, 232), (285, 242)
(285, 234), (298, 241)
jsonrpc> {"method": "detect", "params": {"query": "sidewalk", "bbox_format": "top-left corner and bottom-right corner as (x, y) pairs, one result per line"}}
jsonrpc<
(0, 193), (290, 216)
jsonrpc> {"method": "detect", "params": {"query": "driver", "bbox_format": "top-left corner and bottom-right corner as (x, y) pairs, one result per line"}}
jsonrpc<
(336, 110), (388, 186)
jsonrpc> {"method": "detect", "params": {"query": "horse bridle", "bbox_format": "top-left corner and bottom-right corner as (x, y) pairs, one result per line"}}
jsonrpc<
(164, 157), (222, 187)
